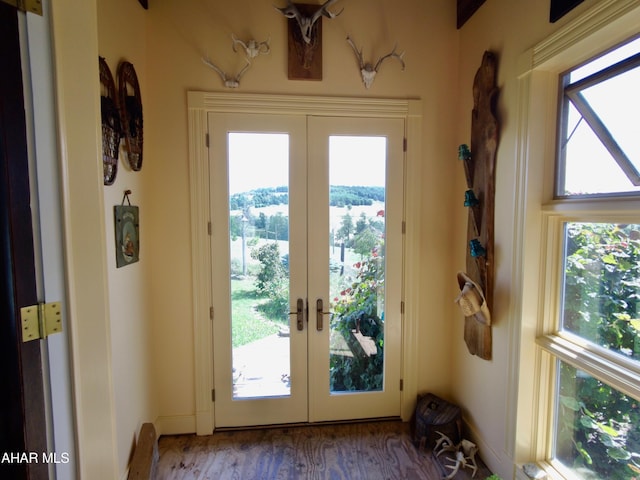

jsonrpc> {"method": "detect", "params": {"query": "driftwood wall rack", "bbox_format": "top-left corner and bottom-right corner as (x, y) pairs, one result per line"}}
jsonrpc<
(459, 50), (499, 360)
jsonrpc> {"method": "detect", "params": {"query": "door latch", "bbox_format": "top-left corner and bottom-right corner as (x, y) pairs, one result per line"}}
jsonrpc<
(20, 302), (62, 342)
(290, 298), (305, 331)
(316, 298), (330, 331)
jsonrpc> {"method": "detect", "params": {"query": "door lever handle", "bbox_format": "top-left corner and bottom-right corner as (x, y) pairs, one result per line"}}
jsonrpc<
(316, 298), (330, 331)
(289, 298), (304, 331)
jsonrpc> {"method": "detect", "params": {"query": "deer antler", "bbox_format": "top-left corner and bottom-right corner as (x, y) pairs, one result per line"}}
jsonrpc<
(374, 44), (405, 73)
(231, 34), (271, 59)
(346, 34), (364, 69)
(202, 57), (251, 89)
(311, 0), (343, 23)
(346, 35), (405, 89)
(275, 0), (343, 44)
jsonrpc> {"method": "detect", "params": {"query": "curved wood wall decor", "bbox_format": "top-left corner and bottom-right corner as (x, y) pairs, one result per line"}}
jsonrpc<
(117, 61), (144, 171)
(459, 50), (499, 360)
(99, 57), (121, 186)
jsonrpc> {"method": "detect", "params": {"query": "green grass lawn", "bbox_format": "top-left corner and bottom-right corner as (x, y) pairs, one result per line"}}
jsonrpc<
(231, 277), (281, 348)
(229, 237), (372, 348)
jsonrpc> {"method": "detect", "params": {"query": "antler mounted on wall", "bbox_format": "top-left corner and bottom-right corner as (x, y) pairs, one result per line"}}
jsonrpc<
(232, 35), (271, 59)
(202, 34), (270, 89)
(346, 35), (405, 89)
(201, 57), (250, 89)
(275, 0), (344, 80)
(275, 0), (343, 44)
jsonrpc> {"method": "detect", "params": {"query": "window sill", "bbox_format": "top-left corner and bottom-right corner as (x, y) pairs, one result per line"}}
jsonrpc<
(517, 460), (586, 480)
(536, 334), (640, 401)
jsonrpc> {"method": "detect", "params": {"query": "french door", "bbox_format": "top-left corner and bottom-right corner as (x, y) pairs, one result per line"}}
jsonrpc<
(210, 113), (404, 427)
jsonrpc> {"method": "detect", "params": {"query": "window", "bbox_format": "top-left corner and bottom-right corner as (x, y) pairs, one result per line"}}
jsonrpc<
(541, 39), (640, 480)
(557, 37), (640, 197)
(548, 221), (640, 479)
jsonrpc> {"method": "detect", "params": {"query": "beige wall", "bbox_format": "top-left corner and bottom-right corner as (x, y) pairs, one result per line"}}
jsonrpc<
(49, 0), (119, 478)
(91, 0), (461, 476)
(63, 0), (619, 477)
(144, 0), (460, 426)
(452, 0), (601, 477)
(97, 0), (156, 476)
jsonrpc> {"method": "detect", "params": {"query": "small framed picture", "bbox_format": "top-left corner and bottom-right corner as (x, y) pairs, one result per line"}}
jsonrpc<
(114, 205), (140, 268)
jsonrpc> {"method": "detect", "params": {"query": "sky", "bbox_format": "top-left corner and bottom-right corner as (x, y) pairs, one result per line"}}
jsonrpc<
(562, 36), (640, 196)
(227, 133), (386, 195)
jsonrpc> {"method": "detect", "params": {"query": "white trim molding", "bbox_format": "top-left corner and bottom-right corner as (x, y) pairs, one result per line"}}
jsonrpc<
(187, 92), (422, 434)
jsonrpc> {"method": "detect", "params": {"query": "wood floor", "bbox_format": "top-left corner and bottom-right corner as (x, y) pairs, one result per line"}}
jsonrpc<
(156, 421), (493, 479)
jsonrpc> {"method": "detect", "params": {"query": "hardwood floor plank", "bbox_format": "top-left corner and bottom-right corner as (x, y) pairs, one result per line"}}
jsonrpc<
(156, 421), (492, 479)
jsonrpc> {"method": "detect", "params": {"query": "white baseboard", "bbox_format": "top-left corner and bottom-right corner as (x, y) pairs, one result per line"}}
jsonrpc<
(463, 418), (517, 479)
(155, 415), (197, 436)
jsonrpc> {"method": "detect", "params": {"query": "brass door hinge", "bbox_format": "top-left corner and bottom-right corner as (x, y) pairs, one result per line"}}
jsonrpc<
(21, 302), (62, 342)
(1, 0), (43, 16)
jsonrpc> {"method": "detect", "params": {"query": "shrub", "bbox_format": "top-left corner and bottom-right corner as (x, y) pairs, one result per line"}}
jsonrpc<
(330, 257), (385, 392)
(558, 223), (640, 479)
(250, 242), (289, 323)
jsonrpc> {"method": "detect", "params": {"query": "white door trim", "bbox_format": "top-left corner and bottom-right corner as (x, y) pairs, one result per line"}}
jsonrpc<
(188, 92), (422, 434)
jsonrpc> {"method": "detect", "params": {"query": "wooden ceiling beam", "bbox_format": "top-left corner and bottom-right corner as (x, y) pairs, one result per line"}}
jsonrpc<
(457, 0), (486, 29)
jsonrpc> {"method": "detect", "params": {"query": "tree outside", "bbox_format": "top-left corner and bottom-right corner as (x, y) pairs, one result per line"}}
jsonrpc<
(555, 222), (640, 479)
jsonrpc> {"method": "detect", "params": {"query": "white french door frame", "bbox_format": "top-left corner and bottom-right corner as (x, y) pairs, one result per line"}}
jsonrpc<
(188, 92), (422, 434)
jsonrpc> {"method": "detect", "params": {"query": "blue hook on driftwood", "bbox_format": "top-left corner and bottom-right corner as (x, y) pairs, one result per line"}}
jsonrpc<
(469, 239), (486, 258)
(464, 189), (479, 207)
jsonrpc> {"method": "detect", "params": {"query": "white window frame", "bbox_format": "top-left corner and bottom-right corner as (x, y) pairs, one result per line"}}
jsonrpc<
(510, 1), (640, 478)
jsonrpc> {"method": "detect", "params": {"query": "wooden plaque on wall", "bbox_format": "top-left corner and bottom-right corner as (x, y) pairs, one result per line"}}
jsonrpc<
(287, 3), (323, 80)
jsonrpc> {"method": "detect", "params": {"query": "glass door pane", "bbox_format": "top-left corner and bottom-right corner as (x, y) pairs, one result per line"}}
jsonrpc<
(227, 133), (291, 399)
(211, 113), (308, 428)
(328, 136), (387, 393)
(307, 116), (403, 423)
(211, 113), (402, 427)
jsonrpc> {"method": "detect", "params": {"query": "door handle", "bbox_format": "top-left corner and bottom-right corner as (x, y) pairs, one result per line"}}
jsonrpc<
(290, 298), (304, 331)
(316, 298), (330, 331)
